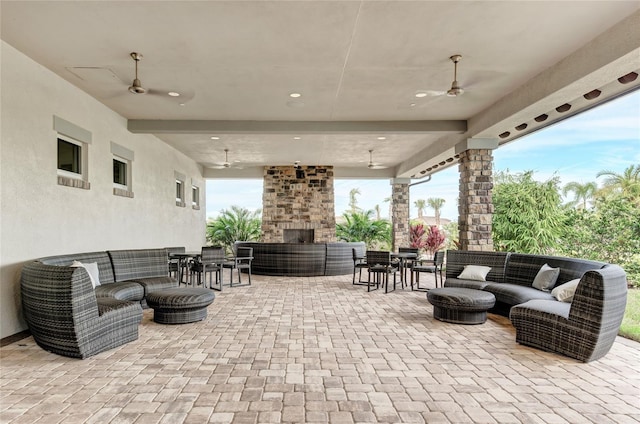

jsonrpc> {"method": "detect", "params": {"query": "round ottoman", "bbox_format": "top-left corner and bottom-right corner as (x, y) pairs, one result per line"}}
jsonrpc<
(427, 287), (496, 324)
(146, 288), (215, 324)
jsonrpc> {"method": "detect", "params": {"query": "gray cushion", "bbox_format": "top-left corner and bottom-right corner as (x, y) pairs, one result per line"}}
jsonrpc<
(427, 287), (496, 311)
(532, 263), (560, 291)
(108, 249), (170, 282)
(443, 278), (492, 290)
(128, 276), (178, 296)
(95, 281), (144, 301)
(484, 282), (555, 305)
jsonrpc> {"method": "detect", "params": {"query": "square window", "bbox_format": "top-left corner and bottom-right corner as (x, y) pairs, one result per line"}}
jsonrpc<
(113, 159), (127, 186)
(192, 185), (200, 208)
(58, 138), (81, 174)
(176, 180), (184, 203)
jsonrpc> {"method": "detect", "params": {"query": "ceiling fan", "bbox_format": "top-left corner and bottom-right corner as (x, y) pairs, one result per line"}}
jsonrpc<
(367, 150), (387, 169)
(210, 149), (243, 169)
(414, 54), (465, 99)
(126, 52), (195, 103)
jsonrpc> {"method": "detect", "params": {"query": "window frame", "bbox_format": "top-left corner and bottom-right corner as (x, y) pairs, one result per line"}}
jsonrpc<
(112, 157), (128, 190)
(57, 134), (87, 181)
(192, 185), (200, 209)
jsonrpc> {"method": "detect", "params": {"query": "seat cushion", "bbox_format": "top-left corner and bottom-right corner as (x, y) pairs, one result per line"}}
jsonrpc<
(444, 278), (492, 290)
(146, 287), (215, 310)
(95, 281), (144, 301)
(427, 287), (496, 311)
(484, 282), (555, 306)
(128, 276), (178, 296)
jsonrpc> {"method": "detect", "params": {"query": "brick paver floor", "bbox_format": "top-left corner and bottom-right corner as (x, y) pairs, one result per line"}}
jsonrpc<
(1, 274), (639, 423)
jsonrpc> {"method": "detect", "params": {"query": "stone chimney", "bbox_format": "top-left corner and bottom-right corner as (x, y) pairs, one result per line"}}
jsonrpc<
(261, 166), (337, 243)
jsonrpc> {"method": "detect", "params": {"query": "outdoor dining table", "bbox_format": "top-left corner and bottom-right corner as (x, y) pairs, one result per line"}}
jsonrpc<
(169, 252), (201, 284)
(391, 251), (418, 285)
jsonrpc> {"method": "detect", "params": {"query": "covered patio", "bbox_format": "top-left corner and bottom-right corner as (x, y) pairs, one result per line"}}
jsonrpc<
(2, 275), (639, 423)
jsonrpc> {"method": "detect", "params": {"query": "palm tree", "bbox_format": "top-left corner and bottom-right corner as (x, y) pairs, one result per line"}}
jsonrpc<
(383, 196), (392, 220)
(597, 165), (640, 199)
(348, 188), (361, 213)
(562, 181), (598, 209)
(206, 206), (262, 253)
(426, 198), (446, 226)
(374, 204), (381, 220)
(414, 199), (426, 219)
(336, 210), (391, 249)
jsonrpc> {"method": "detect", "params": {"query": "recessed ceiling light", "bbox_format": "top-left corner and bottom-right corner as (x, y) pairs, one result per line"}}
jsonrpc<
(409, 103), (417, 107)
(289, 92), (301, 98)
(293, 136), (301, 140)
(179, 103), (185, 106)
(210, 136), (220, 140)
(415, 92), (428, 98)
(168, 92), (180, 97)
(377, 136), (386, 140)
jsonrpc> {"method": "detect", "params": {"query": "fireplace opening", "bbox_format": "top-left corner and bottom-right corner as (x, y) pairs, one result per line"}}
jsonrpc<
(283, 229), (314, 243)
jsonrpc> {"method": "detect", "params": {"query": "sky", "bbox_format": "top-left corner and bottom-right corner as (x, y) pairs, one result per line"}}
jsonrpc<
(206, 90), (640, 222)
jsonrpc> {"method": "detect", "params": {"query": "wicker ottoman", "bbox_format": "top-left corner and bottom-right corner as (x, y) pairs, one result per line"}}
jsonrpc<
(427, 287), (496, 324)
(146, 288), (215, 324)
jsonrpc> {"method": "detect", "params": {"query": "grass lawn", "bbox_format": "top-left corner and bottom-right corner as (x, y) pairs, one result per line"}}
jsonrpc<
(620, 288), (640, 342)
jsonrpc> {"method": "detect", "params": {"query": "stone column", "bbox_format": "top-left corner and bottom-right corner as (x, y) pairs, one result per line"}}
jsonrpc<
(458, 148), (494, 251)
(391, 179), (410, 252)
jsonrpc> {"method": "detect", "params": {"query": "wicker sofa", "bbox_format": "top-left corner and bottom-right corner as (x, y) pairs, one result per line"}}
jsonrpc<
(20, 248), (178, 359)
(443, 250), (628, 362)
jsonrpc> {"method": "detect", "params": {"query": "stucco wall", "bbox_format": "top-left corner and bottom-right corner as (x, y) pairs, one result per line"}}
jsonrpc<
(0, 41), (206, 338)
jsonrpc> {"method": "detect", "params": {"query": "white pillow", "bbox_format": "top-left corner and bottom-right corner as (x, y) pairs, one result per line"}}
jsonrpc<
(532, 263), (560, 291)
(458, 265), (492, 281)
(551, 279), (580, 302)
(71, 261), (101, 288)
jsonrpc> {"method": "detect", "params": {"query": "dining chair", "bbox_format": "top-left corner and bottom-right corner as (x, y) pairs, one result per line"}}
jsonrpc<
(365, 250), (399, 293)
(223, 246), (253, 287)
(352, 247), (368, 285)
(411, 250), (445, 291)
(166, 246), (186, 282)
(190, 246), (225, 290)
(397, 247), (419, 287)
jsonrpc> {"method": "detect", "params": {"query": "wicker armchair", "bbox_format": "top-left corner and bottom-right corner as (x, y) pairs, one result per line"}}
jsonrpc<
(510, 265), (627, 362)
(20, 262), (143, 359)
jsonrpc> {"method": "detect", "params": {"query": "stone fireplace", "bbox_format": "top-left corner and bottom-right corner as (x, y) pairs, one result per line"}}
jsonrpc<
(261, 165), (336, 243)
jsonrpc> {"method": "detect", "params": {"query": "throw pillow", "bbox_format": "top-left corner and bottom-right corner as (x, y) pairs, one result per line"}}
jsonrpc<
(532, 263), (560, 291)
(458, 265), (492, 281)
(71, 260), (101, 288)
(551, 279), (580, 302)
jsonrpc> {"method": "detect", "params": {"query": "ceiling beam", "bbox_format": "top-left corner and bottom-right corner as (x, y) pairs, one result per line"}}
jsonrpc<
(128, 120), (467, 135)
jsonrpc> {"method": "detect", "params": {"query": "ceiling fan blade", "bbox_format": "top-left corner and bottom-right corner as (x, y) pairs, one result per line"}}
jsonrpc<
(368, 164), (388, 170)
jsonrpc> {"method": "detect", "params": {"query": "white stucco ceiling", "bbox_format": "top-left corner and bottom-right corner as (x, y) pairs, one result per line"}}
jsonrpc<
(1, 1), (639, 179)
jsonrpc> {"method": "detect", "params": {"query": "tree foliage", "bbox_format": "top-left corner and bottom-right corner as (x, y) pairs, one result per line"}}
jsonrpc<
(206, 206), (262, 252)
(414, 199), (426, 219)
(557, 193), (640, 287)
(426, 198), (445, 226)
(409, 223), (428, 250)
(336, 210), (391, 249)
(348, 188), (361, 213)
(491, 168), (639, 287)
(492, 171), (564, 254)
(424, 225), (446, 256)
(562, 181), (597, 209)
(597, 165), (640, 204)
